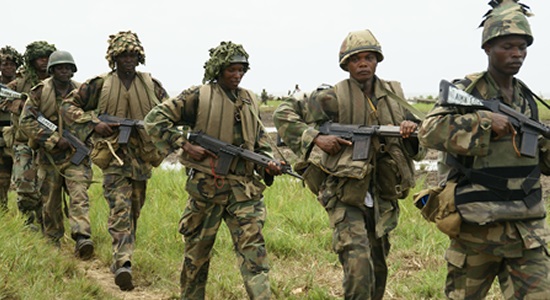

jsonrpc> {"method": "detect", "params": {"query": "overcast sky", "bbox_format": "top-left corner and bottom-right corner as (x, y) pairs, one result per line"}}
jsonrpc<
(4, 0), (549, 98)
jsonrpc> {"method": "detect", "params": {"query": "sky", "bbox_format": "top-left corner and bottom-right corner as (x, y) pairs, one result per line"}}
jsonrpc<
(3, 0), (549, 98)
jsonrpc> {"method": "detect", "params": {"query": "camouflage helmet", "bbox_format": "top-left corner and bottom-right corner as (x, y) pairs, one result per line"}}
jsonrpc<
(0, 45), (24, 67)
(106, 30), (146, 70)
(24, 41), (56, 67)
(480, 0), (534, 48)
(339, 29), (383, 71)
(202, 41), (249, 84)
(47, 50), (77, 73)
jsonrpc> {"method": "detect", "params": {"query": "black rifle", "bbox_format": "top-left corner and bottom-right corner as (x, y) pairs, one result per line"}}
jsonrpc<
(438, 79), (550, 158)
(33, 111), (90, 165)
(318, 121), (417, 161)
(187, 131), (303, 180)
(98, 114), (144, 144)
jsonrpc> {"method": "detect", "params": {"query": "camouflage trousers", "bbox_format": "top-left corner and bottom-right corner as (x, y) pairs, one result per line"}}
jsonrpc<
(0, 146), (13, 210)
(445, 239), (550, 299)
(13, 143), (41, 221)
(38, 159), (92, 242)
(179, 196), (270, 300)
(326, 200), (390, 300)
(103, 174), (146, 271)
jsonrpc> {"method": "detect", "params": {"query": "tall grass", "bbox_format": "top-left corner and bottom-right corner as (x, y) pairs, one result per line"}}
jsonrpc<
(3, 165), (540, 299)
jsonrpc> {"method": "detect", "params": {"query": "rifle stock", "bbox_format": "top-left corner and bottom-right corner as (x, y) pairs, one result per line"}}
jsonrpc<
(438, 79), (550, 158)
(35, 113), (90, 165)
(187, 132), (302, 180)
(318, 121), (417, 160)
(98, 114), (144, 144)
(0, 83), (26, 105)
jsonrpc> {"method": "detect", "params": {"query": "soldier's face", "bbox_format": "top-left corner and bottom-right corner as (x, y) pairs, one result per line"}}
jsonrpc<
(218, 63), (246, 91)
(347, 52), (378, 84)
(0, 60), (17, 77)
(32, 56), (49, 73)
(485, 35), (528, 76)
(115, 52), (139, 74)
(51, 64), (74, 83)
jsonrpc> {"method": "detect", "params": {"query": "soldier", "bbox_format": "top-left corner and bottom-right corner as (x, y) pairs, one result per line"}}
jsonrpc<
(260, 88), (268, 105)
(19, 50), (94, 259)
(6, 41), (56, 227)
(273, 30), (425, 299)
(0, 46), (23, 84)
(0, 46), (23, 210)
(418, 1), (550, 298)
(144, 41), (282, 300)
(60, 31), (168, 291)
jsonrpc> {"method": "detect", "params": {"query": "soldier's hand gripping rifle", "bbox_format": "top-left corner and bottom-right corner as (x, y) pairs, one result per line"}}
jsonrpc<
(97, 113), (145, 144)
(30, 109), (91, 165)
(438, 79), (550, 158)
(187, 131), (303, 180)
(318, 121), (417, 161)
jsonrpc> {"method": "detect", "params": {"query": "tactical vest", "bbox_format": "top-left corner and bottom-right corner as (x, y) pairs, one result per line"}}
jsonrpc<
(180, 84), (259, 177)
(315, 78), (415, 200)
(449, 72), (545, 224)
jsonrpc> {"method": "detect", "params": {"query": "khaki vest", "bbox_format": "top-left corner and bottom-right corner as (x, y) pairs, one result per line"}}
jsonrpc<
(181, 84), (259, 177)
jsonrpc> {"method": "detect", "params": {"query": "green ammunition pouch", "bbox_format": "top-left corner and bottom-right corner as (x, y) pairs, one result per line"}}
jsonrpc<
(375, 143), (415, 201)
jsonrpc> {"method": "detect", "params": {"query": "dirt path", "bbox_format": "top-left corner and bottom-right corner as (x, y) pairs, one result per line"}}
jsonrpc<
(76, 258), (172, 300)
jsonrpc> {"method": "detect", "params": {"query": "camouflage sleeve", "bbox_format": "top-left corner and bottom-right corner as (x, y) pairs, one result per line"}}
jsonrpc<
(60, 78), (102, 141)
(418, 104), (493, 156)
(19, 86), (60, 151)
(152, 78), (169, 101)
(144, 86), (199, 154)
(273, 90), (332, 159)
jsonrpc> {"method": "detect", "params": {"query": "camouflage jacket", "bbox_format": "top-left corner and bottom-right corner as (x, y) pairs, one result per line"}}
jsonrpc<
(60, 71), (168, 180)
(6, 73), (47, 143)
(419, 71), (550, 255)
(274, 76), (425, 236)
(20, 77), (81, 164)
(144, 83), (275, 203)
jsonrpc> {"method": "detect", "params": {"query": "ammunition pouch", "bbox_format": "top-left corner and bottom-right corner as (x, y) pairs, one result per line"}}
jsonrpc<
(414, 180), (461, 238)
(90, 134), (120, 169)
(376, 143), (415, 201)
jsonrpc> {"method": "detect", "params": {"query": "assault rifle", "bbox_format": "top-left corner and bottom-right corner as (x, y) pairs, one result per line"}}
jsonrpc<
(98, 114), (144, 144)
(318, 121), (417, 161)
(438, 79), (550, 158)
(0, 83), (26, 104)
(32, 110), (90, 165)
(187, 131), (303, 180)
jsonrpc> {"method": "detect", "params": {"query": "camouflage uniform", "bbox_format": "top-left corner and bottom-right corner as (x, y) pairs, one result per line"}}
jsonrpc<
(273, 30), (425, 300)
(60, 31), (168, 289)
(0, 46), (22, 209)
(19, 54), (95, 257)
(145, 41), (274, 300)
(7, 41), (56, 224)
(418, 2), (550, 298)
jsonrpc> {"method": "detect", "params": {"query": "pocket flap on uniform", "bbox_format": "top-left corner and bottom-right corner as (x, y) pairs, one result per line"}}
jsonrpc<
(445, 248), (466, 268)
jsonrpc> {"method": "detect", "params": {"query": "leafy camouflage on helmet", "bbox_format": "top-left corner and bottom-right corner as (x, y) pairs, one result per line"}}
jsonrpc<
(0, 45), (24, 67)
(480, 0), (533, 47)
(202, 41), (249, 84)
(24, 41), (56, 67)
(339, 29), (383, 71)
(106, 30), (146, 70)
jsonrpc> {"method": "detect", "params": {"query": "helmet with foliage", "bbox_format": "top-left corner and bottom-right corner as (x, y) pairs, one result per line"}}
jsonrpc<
(47, 50), (77, 73)
(480, 0), (533, 47)
(0, 45), (24, 67)
(203, 41), (249, 84)
(339, 29), (383, 71)
(24, 41), (56, 68)
(106, 30), (146, 70)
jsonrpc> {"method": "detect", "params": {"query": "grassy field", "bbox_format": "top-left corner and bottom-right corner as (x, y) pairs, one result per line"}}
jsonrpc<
(1, 99), (549, 299)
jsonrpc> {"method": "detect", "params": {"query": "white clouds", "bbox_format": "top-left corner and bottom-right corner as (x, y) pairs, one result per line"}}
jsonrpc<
(4, 0), (549, 97)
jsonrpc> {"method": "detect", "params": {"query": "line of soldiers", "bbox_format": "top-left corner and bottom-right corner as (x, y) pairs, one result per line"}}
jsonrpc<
(1, 0), (549, 299)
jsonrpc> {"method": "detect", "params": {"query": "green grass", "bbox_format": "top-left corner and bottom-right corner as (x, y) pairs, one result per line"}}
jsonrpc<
(3, 165), (543, 299)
